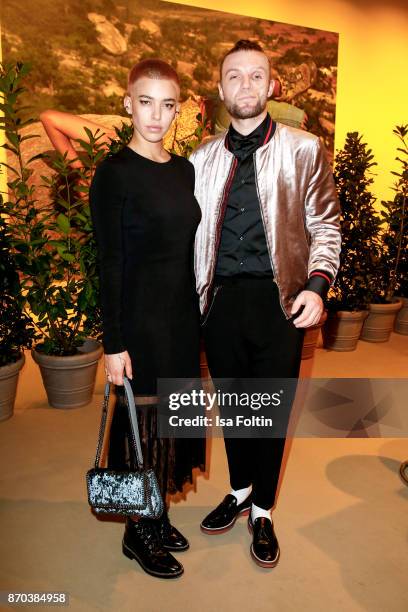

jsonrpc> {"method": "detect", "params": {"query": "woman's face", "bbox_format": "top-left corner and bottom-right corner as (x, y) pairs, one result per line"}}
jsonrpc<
(124, 76), (180, 143)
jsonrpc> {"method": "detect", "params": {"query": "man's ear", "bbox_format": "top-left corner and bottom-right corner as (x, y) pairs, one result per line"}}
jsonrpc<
(217, 81), (224, 101)
(268, 78), (275, 99)
(124, 94), (132, 114)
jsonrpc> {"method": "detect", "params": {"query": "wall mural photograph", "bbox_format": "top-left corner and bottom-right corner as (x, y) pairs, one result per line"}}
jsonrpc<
(2, 0), (338, 170)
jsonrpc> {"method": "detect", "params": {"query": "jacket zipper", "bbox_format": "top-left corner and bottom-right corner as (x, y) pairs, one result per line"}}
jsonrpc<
(253, 153), (288, 319)
(202, 155), (238, 317)
(200, 285), (222, 327)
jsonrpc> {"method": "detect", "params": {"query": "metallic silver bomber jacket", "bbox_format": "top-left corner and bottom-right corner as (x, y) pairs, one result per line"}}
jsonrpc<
(189, 121), (341, 319)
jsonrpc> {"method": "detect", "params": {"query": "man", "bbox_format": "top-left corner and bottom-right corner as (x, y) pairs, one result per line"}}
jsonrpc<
(189, 40), (341, 568)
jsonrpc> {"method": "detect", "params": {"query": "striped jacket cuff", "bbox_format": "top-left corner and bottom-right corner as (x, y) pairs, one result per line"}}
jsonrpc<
(304, 270), (333, 299)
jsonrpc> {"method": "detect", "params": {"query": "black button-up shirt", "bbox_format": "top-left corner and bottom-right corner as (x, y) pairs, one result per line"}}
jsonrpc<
(215, 113), (275, 277)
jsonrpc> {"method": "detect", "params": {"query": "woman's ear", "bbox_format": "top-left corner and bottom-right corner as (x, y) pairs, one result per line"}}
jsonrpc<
(124, 94), (132, 115)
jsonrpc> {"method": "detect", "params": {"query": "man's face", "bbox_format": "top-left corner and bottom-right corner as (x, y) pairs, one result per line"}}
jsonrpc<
(219, 50), (273, 120)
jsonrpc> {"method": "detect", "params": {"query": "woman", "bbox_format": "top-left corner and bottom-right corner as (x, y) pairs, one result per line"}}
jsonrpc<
(86, 59), (205, 579)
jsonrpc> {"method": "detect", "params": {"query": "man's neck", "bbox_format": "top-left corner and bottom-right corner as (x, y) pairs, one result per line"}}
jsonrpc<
(229, 110), (268, 136)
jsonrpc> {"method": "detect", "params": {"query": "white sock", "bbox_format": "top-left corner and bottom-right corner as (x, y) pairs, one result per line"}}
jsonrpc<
(230, 485), (252, 505)
(251, 503), (272, 522)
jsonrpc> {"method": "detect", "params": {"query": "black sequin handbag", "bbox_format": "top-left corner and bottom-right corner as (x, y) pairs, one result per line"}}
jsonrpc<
(86, 376), (164, 518)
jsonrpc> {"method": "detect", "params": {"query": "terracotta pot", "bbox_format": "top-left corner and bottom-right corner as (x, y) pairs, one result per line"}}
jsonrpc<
(32, 339), (103, 408)
(400, 460), (408, 485)
(0, 353), (25, 422)
(394, 296), (408, 335)
(322, 310), (368, 351)
(302, 310), (328, 359)
(360, 299), (403, 343)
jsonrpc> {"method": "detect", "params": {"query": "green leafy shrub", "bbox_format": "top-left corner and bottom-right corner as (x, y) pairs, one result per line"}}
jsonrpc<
(380, 125), (408, 300)
(0, 197), (34, 366)
(329, 132), (383, 310)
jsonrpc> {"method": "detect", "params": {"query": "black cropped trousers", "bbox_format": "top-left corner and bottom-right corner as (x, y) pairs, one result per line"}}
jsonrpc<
(203, 276), (305, 510)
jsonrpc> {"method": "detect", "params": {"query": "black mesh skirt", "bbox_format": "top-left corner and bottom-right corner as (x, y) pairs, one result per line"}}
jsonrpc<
(107, 385), (206, 499)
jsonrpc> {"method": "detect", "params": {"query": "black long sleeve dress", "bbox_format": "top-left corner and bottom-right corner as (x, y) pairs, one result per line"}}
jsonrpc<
(89, 145), (205, 497)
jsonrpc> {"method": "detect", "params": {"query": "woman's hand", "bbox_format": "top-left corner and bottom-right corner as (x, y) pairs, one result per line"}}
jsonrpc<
(104, 351), (133, 386)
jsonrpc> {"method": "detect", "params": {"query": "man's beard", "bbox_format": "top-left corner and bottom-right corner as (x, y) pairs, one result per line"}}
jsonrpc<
(224, 96), (267, 120)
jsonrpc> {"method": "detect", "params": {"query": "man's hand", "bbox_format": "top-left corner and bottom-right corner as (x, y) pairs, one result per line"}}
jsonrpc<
(291, 290), (323, 328)
(104, 351), (133, 386)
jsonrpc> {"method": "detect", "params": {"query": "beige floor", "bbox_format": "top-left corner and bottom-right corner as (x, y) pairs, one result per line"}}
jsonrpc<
(0, 333), (407, 612)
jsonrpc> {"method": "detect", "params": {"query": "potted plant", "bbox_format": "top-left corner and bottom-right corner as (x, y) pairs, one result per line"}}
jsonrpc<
(322, 132), (382, 351)
(360, 125), (407, 341)
(377, 125), (407, 336)
(394, 274), (408, 334)
(0, 61), (105, 408)
(0, 194), (34, 420)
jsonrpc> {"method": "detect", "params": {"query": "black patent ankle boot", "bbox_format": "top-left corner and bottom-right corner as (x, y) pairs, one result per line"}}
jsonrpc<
(158, 509), (189, 552)
(122, 517), (184, 578)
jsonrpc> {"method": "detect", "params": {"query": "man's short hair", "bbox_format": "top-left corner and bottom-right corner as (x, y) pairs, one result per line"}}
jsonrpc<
(127, 59), (180, 93)
(219, 39), (270, 79)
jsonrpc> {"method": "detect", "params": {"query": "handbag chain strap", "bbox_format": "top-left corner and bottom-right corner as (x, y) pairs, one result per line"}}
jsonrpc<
(94, 376), (144, 470)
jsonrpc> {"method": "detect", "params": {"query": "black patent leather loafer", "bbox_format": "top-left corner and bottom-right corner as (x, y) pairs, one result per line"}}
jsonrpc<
(200, 493), (252, 534)
(248, 515), (280, 568)
(123, 518), (184, 579)
(158, 511), (189, 551)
